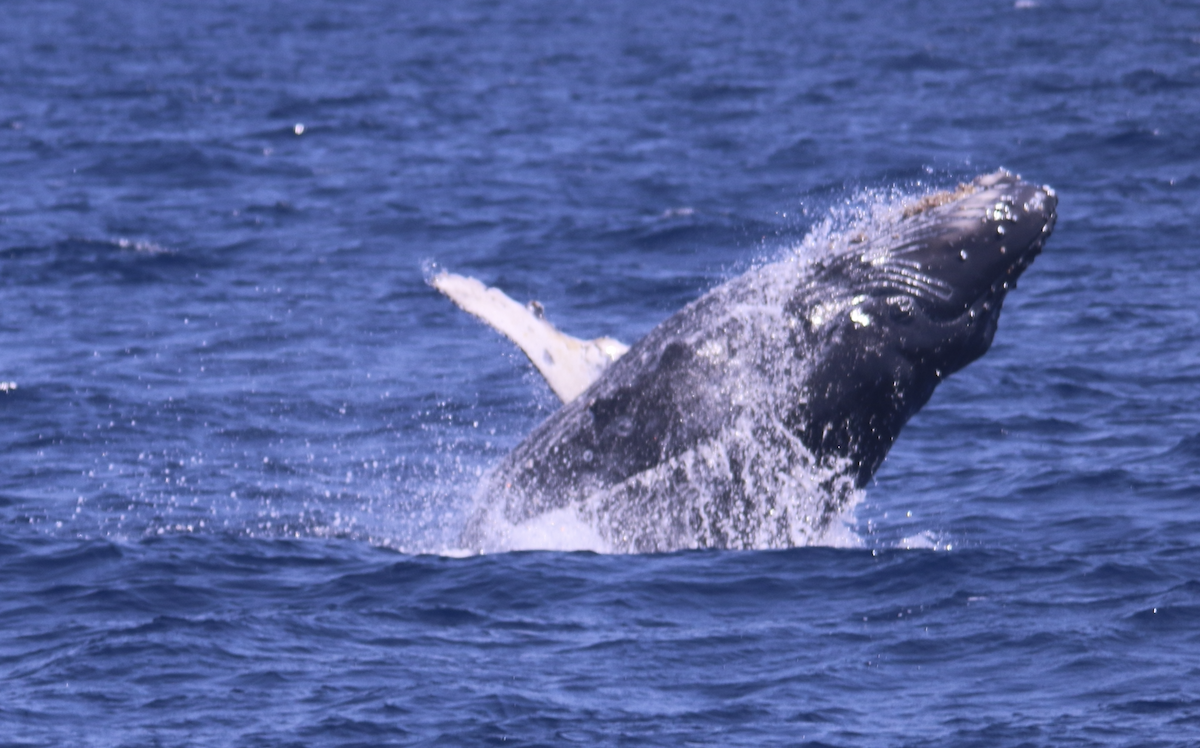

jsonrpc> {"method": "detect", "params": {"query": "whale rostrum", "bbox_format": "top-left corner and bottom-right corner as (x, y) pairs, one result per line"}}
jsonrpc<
(434, 170), (1058, 553)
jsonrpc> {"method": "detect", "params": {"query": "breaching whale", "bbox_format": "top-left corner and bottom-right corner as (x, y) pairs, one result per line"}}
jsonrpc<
(434, 170), (1057, 553)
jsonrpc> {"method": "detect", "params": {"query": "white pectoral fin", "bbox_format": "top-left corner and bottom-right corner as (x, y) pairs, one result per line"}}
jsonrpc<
(431, 272), (629, 403)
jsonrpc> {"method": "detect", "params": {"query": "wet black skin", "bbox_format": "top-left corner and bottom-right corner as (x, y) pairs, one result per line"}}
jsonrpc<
(471, 173), (1057, 543)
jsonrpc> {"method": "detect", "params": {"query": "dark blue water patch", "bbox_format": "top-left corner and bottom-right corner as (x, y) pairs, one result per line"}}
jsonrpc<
(77, 141), (242, 188)
(1164, 432), (1200, 466)
(0, 540), (1170, 746)
(1052, 126), (1200, 171)
(1120, 67), (1200, 94)
(881, 50), (964, 73)
(0, 238), (209, 287)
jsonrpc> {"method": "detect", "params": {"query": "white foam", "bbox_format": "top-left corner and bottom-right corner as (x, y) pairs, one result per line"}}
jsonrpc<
(459, 504), (612, 554)
(896, 531), (954, 551)
(816, 496), (866, 549)
(500, 507), (612, 553)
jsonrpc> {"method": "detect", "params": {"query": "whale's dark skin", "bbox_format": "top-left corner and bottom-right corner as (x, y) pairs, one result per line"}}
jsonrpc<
(464, 172), (1057, 552)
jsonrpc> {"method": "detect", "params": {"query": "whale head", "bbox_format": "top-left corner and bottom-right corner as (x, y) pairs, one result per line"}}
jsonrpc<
(793, 170), (1057, 484)
(851, 169), (1056, 369)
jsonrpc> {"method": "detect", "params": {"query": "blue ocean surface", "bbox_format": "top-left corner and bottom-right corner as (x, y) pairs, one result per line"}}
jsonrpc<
(2, 0), (1200, 745)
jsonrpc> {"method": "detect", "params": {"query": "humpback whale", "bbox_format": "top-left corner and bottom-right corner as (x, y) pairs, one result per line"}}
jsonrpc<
(434, 170), (1057, 553)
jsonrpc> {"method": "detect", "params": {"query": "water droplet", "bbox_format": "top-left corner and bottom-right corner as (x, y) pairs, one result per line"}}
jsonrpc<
(293, 123), (305, 135)
(849, 308), (872, 327)
(959, 249), (969, 261)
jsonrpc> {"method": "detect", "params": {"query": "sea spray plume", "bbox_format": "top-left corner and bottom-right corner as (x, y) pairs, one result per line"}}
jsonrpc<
(440, 170), (1057, 553)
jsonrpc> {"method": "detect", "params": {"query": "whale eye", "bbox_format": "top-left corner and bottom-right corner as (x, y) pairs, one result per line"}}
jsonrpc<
(887, 296), (915, 323)
(613, 416), (635, 438)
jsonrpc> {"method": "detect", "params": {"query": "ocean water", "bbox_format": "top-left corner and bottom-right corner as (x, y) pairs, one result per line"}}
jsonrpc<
(2, 0), (1200, 745)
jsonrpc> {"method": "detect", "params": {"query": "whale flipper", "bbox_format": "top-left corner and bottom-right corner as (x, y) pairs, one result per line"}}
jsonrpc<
(431, 272), (628, 403)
